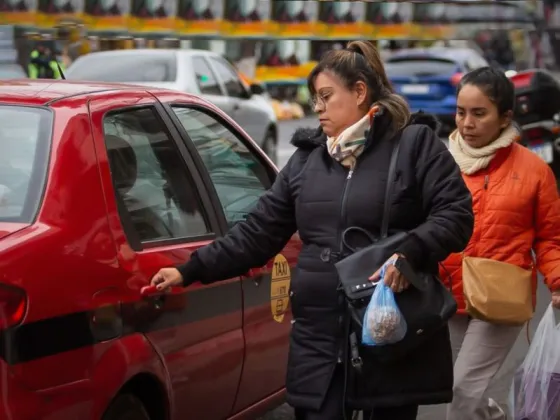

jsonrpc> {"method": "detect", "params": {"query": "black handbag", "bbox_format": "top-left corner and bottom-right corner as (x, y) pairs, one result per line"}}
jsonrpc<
(334, 134), (457, 365)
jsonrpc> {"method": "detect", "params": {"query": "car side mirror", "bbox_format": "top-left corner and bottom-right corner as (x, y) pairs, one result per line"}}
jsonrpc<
(249, 83), (265, 96)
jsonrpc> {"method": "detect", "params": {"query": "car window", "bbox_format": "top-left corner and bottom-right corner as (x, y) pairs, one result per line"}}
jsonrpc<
(0, 106), (51, 222)
(192, 56), (223, 96)
(103, 107), (211, 245)
(208, 57), (247, 99)
(66, 52), (177, 83)
(171, 106), (273, 229)
(385, 58), (459, 76)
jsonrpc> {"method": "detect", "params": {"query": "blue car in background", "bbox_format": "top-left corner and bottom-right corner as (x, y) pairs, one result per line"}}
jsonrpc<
(385, 47), (489, 135)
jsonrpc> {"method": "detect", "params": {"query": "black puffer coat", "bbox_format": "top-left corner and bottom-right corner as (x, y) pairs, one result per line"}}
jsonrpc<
(181, 111), (474, 410)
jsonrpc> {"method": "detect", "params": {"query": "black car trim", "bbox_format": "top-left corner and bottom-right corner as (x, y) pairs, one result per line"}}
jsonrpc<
(0, 279), (248, 365)
(151, 99), (223, 237)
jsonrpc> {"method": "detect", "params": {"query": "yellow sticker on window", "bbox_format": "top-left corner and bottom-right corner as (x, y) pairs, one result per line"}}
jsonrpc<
(271, 254), (291, 323)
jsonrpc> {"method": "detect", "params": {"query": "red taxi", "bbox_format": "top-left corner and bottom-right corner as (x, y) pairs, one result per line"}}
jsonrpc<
(0, 80), (300, 420)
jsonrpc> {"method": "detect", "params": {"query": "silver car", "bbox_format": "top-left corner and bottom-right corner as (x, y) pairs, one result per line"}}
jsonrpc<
(65, 49), (279, 161)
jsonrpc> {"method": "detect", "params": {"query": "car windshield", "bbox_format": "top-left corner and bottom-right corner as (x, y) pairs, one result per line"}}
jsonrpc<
(385, 58), (459, 77)
(66, 52), (177, 83)
(0, 106), (52, 222)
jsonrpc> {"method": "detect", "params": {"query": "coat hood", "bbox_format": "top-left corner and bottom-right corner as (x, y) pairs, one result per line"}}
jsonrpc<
(290, 111), (441, 150)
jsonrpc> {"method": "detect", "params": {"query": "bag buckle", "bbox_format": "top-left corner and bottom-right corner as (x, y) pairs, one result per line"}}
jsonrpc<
(349, 332), (363, 373)
(351, 356), (363, 369)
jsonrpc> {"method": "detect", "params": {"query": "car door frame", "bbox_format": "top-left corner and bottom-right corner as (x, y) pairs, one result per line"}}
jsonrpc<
(89, 93), (222, 250)
(157, 98), (277, 236)
(156, 96), (296, 414)
(88, 92), (246, 420)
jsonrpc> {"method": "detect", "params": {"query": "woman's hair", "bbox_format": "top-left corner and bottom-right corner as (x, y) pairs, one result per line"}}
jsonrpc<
(457, 67), (515, 115)
(307, 40), (411, 131)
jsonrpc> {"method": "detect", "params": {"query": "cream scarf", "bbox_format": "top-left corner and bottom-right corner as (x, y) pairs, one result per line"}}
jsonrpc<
(326, 105), (381, 169)
(448, 125), (519, 175)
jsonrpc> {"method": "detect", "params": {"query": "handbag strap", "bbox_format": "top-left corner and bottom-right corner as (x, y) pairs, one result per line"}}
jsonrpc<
(341, 226), (377, 254)
(380, 134), (402, 239)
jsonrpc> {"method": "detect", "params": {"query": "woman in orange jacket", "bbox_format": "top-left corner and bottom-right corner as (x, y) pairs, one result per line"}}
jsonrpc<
(442, 67), (560, 420)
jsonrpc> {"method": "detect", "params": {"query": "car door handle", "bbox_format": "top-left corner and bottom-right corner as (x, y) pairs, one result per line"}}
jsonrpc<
(232, 102), (240, 111)
(140, 285), (167, 309)
(140, 285), (163, 296)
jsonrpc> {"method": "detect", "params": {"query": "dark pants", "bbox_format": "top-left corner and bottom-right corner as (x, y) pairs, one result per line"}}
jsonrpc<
(294, 366), (418, 420)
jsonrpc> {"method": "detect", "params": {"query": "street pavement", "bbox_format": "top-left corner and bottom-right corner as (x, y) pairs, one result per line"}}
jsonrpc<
(260, 116), (555, 420)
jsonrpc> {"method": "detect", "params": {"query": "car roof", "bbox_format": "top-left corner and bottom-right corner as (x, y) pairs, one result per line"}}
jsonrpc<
(0, 79), (203, 104)
(387, 47), (480, 63)
(71, 48), (219, 59)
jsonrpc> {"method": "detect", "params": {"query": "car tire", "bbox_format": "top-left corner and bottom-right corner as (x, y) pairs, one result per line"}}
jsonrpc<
(262, 128), (278, 163)
(102, 394), (151, 420)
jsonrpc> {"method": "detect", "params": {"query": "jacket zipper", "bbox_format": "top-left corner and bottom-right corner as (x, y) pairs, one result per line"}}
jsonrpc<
(336, 166), (356, 365)
(473, 174), (489, 257)
(337, 166), (356, 256)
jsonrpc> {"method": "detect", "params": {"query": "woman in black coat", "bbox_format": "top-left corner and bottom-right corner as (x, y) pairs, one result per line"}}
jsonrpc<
(151, 40), (474, 420)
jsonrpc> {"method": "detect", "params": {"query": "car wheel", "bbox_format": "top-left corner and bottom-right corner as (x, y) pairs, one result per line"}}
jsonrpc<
(102, 394), (151, 420)
(262, 128), (278, 163)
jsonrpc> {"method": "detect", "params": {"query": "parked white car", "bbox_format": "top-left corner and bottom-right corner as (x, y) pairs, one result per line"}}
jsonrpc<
(66, 49), (279, 161)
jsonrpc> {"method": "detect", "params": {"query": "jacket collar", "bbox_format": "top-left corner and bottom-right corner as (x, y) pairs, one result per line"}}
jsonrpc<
(290, 111), (441, 150)
(485, 144), (514, 173)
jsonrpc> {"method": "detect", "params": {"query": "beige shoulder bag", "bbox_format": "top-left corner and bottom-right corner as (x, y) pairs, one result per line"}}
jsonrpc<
(462, 256), (534, 325)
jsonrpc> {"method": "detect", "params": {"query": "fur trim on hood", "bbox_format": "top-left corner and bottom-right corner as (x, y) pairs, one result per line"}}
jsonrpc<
(290, 111), (441, 150)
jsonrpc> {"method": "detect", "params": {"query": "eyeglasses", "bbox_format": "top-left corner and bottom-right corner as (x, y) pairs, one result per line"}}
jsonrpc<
(309, 94), (329, 110)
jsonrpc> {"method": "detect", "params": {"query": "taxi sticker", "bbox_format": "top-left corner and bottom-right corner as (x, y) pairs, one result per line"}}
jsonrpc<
(271, 254), (291, 323)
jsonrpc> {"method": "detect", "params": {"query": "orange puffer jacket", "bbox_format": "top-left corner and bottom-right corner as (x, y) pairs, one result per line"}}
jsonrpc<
(440, 143), (560, 315)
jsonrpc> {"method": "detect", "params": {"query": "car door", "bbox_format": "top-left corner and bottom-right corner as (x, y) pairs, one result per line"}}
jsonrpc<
(88, 93), (244, 420)
(157, 94), (300, 412)
(206, 55), (268, 145)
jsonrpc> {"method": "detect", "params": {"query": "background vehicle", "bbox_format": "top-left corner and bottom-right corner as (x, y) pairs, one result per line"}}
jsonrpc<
(0, 80), (299, 420)
(0, 30), (26, 79)
(510, 69), (560, 178)
(385, 47), (489, 135)
(65, 49), (279, 162)
(0, 61), (26, 79)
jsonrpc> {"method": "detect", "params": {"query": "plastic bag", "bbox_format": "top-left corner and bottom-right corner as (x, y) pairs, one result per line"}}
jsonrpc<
(509, 304), (560, 420)
(362, 260), (407, 346)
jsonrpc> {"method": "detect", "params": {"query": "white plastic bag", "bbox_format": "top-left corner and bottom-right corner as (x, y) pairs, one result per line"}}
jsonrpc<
(509, 304), (560, 420)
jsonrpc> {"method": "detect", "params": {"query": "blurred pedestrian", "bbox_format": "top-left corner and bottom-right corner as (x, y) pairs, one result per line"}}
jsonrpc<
(28, 43), (64, 79)
(150, 40), (474, 420)
(28, 42), (48, 79)
(443, 67), (560, 420)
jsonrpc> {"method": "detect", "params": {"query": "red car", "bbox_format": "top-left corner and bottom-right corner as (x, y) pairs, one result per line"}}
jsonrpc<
(0, 80), (300, 420)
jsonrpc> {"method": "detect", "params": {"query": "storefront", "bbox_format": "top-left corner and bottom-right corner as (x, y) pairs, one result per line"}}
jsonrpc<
(2, 0), (546, 84)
